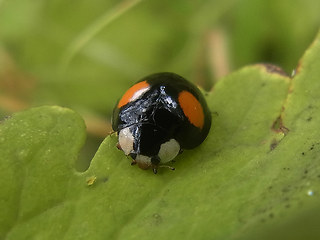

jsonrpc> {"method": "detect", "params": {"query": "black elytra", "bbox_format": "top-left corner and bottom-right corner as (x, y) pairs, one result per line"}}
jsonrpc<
(112, 72), (212, 171)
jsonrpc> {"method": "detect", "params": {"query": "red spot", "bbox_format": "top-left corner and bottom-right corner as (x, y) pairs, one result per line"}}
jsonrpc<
(118, 81), (149, 108)
(178, 91), (204, 129)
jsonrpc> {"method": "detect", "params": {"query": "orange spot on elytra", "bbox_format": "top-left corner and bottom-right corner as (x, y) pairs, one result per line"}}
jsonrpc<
(118, 81), (149, 108)
(178, 91), (204, 129)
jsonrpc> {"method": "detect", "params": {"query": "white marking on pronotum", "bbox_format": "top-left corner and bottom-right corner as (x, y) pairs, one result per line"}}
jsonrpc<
(118, 127), (134, 155)
(158, 139), (180, 163)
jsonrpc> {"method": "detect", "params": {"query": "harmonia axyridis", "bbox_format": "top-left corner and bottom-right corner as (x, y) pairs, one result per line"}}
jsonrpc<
(112, 72), (211, 173)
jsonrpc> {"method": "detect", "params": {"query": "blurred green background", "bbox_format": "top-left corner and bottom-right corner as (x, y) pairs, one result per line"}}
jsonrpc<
(0, 0), (319, 170)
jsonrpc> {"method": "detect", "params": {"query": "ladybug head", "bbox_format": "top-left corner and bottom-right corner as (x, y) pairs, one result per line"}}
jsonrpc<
(118, 124), (180, 171)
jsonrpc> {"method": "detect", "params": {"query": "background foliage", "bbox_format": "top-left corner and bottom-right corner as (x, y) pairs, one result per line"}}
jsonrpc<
(1, 0), (319, 116)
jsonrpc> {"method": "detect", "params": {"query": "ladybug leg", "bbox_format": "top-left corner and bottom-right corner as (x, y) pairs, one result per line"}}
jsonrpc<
(159, 165), (175, 171)
(116, 143), (122, 150)
(109, 130), (117, 135)
(151, 156), (161, 174)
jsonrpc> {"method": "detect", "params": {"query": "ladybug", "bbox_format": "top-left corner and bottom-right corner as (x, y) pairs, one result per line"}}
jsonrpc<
(112, 72), (211, 174)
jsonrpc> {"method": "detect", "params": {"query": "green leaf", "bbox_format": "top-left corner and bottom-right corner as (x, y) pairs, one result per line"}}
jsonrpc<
(0, 106), (86, 239)
(1, 32), (320, 239)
